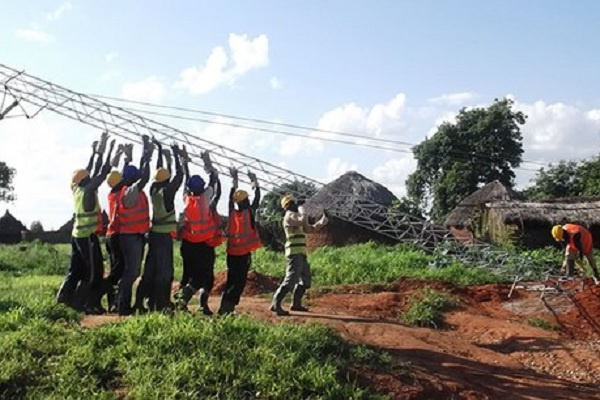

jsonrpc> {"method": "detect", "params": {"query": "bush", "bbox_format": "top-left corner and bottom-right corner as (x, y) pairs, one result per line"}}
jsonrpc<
(526, 317), (559, 331)
(400, 288), (456, 329)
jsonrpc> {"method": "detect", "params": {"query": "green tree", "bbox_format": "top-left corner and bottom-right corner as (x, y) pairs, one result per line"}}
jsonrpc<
(260, 180), (318, 218)
(524, 155), (600, 200)
(0, 161), (16, 202)
(524, 160), (583, 200)
(390, 197), (424, 219)
(407, 98), (526, 221)
(30, 221), (44, 233)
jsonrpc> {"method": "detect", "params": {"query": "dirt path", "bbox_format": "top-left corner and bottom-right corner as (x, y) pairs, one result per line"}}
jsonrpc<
(81, 277), (600, 400)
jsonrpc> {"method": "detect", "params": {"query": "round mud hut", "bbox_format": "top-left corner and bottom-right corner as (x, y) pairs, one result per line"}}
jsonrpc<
(0, 210), (27, 244)
(302, 171), (401, 251)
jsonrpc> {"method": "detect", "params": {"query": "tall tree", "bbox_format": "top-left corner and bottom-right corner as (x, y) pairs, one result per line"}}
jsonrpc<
(30, 221), (44, 233)
(407, 98), (526, 221)
(525, 155), (600, 199)
(0, 161), (16, 202)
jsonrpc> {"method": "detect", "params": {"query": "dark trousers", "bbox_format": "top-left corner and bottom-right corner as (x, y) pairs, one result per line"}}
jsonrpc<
(180, 240), (215, 293)
(137, 232), (173, 311)
(106, 234), (124, 286)
(57, 235), (104, 311)
(222, 253), (251, 306)
(118, 233), (145, 312)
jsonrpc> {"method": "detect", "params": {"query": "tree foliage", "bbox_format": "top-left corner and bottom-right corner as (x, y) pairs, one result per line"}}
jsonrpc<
(407, 98), (526, 221)
(30, 221), (44, 233)
(525, 155), (600, 199)
(0, 161), (16, 202)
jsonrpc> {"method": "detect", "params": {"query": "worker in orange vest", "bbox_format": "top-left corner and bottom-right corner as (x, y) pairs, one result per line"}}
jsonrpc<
(218, 167), (262, 315)
(116, 135), (153, 316)
(552, 224), (600, 282)
(174, 149), (221, 315)
(57, 132), (114, 315)
(104, 144), (128, 313)
(135, 139), (183, 313)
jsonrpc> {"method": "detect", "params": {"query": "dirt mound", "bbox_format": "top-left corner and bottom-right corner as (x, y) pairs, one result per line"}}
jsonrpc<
(212, 270), (280, 296)
(553, 278), (600, 340)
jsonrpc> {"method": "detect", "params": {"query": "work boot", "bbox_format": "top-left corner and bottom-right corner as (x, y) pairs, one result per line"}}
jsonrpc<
(106, 284), (119, 313)
(270, 288), (290, 316)
(197, 289), (213, 316)
(290, 285), (309, 312)
(174, 284), (196, 311)
(217, 296), (235, 316)
(85, 287), (107, 315)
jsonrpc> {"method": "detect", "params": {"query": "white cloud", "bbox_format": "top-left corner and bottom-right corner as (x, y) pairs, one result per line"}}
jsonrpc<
(105, 52), (118, 63)
(175, 33), (269, 95)
(428, 92), (477, 106)
(372, 156), (417, 198)
(325, 158), (358, 182)
(270, 77), (282, 90)
(15, 27), (55, 44)
(426, 111), (458, 138)
(121, 76), (166, 103)
(515, 100), (600, 163)
(46, 1), (72, 21)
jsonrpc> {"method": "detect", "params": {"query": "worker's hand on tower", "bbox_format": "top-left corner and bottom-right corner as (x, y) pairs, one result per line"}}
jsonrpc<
(162, 148), (172, 166)
(111, 144), (124, 167)
(108, 139), (116, 153)
(230, 167), (239, 188)
(247, 170), (258, 189)
(180, 145), (190, 162)
(98, 131), (109, 154)
(92, 140), (98, 154)
(152, 136), (162, 149)
(201, 151), (215, 173)
(124, 143), (133, 163)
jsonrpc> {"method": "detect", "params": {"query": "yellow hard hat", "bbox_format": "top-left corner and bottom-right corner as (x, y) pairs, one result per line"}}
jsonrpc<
(71, 169), (90, 189)
(154, 168), (171, 183)
(106, 170), (122, 188)
(232, 190), (249, 203)
(551, 225), (564, 241)
(280, 194), (294, 210)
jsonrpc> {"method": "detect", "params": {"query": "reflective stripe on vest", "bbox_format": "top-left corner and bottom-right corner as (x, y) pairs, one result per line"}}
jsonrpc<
(106, 191), (119, 236)
(181, 193), (216, 243)
(226, 209), (262, 255)
(72, 186), (100, 238)
(284, 223), (306, 257)
(117, 186), (150, 234)
(151, 187), (177, 233)
(206, 212), (226, 247)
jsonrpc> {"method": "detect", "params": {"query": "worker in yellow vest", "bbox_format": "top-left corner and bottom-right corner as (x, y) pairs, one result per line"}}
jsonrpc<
(57, 132), (115, 314)
(270, 194), (328, 316)
(135, 139), (183, 313)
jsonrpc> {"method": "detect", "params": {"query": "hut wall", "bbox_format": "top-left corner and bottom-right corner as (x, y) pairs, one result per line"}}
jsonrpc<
(0, 233), (22, 244)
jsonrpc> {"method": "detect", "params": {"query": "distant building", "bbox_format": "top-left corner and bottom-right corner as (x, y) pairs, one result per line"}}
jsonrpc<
(0, 210), (27, 244)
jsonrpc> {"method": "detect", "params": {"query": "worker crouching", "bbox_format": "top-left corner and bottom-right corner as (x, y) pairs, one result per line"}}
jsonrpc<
(552, 223), (600, 282)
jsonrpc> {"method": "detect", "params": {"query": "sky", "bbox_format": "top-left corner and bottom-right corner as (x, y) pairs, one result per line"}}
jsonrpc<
(1, 1), (600, 229)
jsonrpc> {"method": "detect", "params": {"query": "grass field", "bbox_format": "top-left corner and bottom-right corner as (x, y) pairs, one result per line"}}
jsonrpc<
(0, 240), (565, 398)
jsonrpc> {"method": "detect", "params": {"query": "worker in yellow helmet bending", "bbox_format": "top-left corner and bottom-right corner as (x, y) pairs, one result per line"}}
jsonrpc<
(57, 132), (115, 315)
(270, 194), (328, 316)
(552, 223), (600, 282)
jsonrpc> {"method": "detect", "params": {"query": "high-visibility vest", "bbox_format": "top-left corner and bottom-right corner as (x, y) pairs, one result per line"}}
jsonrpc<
(564, 224), (593, 255)
(226, 209), (262, 256)
(106, 191), (119, 236)
(72, 187), (101, 238)
(151, 187), (176, 234)
(206, 211), (225, 247)
(284, 217), (306, 257)
(117, 186), (150, 234)
(181, 193), (216, 243)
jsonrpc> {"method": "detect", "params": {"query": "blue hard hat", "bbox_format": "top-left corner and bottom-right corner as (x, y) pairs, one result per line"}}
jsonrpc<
(122, 165), (140, 182)
(187, 175), (205, 193)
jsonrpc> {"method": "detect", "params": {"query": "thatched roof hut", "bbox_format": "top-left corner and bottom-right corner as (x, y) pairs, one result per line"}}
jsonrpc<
(303, 171), (400, 250)
(0, 210), (27, 244)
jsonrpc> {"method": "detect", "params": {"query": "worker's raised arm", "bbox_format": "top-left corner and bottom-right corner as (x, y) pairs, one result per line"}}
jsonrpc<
(208, 171), (221, 210)
(165, 144), (184, 202)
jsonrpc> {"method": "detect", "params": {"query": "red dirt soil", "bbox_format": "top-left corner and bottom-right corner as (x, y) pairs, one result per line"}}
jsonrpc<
(82, 274), (600, 400)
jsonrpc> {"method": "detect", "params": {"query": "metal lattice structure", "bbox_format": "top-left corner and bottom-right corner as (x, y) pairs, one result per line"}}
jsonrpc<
(0, 62), (558, 277)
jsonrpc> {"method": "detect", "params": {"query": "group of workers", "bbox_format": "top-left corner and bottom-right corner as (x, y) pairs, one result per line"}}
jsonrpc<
(56, 132), (328, 317)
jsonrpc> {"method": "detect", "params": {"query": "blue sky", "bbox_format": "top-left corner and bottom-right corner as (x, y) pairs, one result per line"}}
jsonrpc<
(1, 1), (600, 228)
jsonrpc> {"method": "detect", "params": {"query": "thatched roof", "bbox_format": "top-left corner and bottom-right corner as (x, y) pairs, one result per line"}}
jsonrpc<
(444, 180), (519, 227)
(488, 199), (600, 227)
(304, 171), (398, 218)
(0, 210), (27, 234)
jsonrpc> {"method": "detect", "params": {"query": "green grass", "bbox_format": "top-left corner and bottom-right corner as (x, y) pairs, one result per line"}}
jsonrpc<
(400, 288), (456, 329)
(526, 317), (559, 331)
